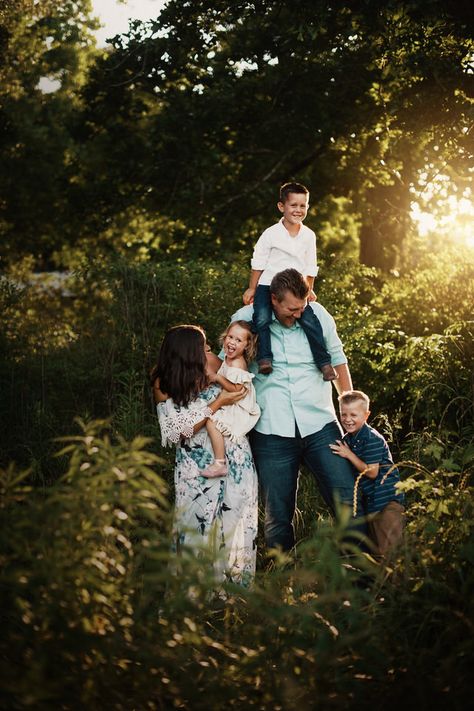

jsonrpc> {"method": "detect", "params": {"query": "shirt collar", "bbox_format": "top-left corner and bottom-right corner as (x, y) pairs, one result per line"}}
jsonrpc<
(271, 312), (301, 330)
(344, 422), (371, 444)
(278, 216), (303, 237)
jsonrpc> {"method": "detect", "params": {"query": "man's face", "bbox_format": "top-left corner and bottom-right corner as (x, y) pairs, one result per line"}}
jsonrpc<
(271, 291), (307, 327)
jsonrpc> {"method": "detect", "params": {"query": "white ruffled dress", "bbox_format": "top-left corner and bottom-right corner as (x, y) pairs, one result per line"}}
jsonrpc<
(210, 360), (261, 442)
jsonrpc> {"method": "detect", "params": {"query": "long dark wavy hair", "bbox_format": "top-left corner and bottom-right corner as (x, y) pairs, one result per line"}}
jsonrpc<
(150, 325), (209, 406)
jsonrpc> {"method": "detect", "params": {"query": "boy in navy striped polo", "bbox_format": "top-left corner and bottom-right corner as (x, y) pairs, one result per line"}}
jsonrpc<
(329, 390), (405, 557)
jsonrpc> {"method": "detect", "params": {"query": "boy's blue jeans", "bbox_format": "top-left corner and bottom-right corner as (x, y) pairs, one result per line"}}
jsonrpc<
(250, 422), (367, 552)
(253, 284), (331, 367)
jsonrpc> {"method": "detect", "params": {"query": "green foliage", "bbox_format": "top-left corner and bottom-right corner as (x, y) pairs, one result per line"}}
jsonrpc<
(1, 248), (473, 476)
(365, 430), (474, 707)
(317, 250), (474, 437)
(1, 247), (474, 707)
(2, 418), (473, 708)
(1, 0), (472, 266)
(0, 0), (99, 261)
(0, 419), (171, 708)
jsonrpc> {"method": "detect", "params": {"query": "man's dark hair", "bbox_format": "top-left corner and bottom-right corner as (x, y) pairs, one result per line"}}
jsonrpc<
(270, 269), (310, 302)
(279, 182), (309, 203)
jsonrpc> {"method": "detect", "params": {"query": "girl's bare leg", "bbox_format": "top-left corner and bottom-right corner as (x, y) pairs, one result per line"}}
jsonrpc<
(203, 420), (227, 477)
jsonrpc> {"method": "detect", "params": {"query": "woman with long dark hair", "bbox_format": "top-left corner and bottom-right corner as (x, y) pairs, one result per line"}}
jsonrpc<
(151, 324), (258, 586)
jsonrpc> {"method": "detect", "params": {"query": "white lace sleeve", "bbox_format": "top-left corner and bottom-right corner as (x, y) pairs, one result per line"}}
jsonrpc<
(157, 399), (213, 447)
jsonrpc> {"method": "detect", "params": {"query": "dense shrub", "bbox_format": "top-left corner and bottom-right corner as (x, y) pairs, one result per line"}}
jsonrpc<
(1, 249), (474, 707)
(1, 250), (473, 477)
(1, 421), (473, 709)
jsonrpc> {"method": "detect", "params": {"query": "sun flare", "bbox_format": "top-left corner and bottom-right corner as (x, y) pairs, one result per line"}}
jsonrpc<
(410, 177), (474, 248)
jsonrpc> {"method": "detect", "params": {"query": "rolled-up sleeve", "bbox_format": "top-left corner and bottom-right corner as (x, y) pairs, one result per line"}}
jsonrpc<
(304, 231), (318, 277)
(250, 229), (271, 271)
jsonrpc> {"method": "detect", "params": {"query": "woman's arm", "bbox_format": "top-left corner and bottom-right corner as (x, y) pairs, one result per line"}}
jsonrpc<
(156, 384), (247, 446)
(153, 378), (168, 403)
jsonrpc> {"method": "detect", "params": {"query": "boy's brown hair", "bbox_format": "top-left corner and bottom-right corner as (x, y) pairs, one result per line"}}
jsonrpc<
(279, 181), (309, 203)
(338, 390), (371, 410)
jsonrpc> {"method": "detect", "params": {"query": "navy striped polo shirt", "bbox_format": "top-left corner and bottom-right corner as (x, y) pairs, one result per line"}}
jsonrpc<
(343, 423), (404, 514)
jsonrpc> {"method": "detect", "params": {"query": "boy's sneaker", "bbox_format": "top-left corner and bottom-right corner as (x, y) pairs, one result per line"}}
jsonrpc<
(321, 364), (338, 381)
(258, 360), (273, 375)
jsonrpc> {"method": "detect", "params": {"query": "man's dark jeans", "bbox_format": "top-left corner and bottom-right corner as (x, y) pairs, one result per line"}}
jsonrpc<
(250, 421), (366, 551)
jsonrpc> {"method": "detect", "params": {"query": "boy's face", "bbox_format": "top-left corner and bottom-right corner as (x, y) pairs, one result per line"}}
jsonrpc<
(277, 192), (309, 227)
(339, 400), (369, 435)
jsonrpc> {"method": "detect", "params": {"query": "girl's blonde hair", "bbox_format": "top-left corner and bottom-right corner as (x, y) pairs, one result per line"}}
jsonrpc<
(220, 320), (257, 364)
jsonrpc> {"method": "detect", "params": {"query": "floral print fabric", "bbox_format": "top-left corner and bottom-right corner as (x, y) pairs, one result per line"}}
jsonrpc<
(157, 384), (258, 586)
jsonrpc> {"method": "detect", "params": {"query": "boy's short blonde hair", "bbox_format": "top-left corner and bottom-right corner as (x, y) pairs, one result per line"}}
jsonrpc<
(338, 390), (370, 410)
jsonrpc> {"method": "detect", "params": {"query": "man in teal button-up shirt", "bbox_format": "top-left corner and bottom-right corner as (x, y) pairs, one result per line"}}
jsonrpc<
(230, 268), (360, 552)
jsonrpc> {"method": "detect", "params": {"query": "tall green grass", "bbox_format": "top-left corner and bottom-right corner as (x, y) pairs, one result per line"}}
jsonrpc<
(1, 251), (473, 706)
(1, 252), (472, 476)
(1, 419), (473, 709)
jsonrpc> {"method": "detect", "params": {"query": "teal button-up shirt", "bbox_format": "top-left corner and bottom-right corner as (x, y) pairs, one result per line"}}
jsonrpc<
(230, 303), (347, 438)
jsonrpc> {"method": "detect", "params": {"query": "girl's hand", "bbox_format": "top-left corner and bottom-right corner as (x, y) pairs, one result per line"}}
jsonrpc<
(329, 440), (351, 458)
(308, 290), (317, 302)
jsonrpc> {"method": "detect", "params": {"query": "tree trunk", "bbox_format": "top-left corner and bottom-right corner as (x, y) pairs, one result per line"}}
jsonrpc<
(359, 183), (412, 271)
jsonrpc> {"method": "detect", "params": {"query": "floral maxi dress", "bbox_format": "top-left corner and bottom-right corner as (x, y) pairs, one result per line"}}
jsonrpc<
(157, 385), (258, 586)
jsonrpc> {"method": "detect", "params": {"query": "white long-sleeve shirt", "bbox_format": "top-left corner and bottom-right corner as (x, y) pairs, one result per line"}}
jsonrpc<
(251, 218), (318, 286)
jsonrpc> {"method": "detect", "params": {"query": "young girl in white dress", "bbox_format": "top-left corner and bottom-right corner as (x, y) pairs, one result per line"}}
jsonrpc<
(202, 320), (261, 478)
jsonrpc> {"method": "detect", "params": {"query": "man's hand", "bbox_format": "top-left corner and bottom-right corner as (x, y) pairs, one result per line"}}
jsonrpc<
(243, 287), (255, 305)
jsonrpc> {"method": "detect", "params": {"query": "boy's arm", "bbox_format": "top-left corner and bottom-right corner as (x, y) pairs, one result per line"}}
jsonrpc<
(305, 231), (318, 302)
(306, 275), (316, 302)
(243, 269), (263, 305)
(245, 229), (272, 304)
(329, 440), (380, 479)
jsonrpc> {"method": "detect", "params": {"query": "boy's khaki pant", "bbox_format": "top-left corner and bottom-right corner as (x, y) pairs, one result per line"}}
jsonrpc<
(368, 501), (405, 557)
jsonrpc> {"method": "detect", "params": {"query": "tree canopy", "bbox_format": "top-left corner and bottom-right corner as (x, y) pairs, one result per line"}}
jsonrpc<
(0, 0), (472, 268)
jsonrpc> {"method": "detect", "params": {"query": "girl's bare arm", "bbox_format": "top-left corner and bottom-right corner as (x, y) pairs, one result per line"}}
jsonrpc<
(192, 387), (246, 433)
